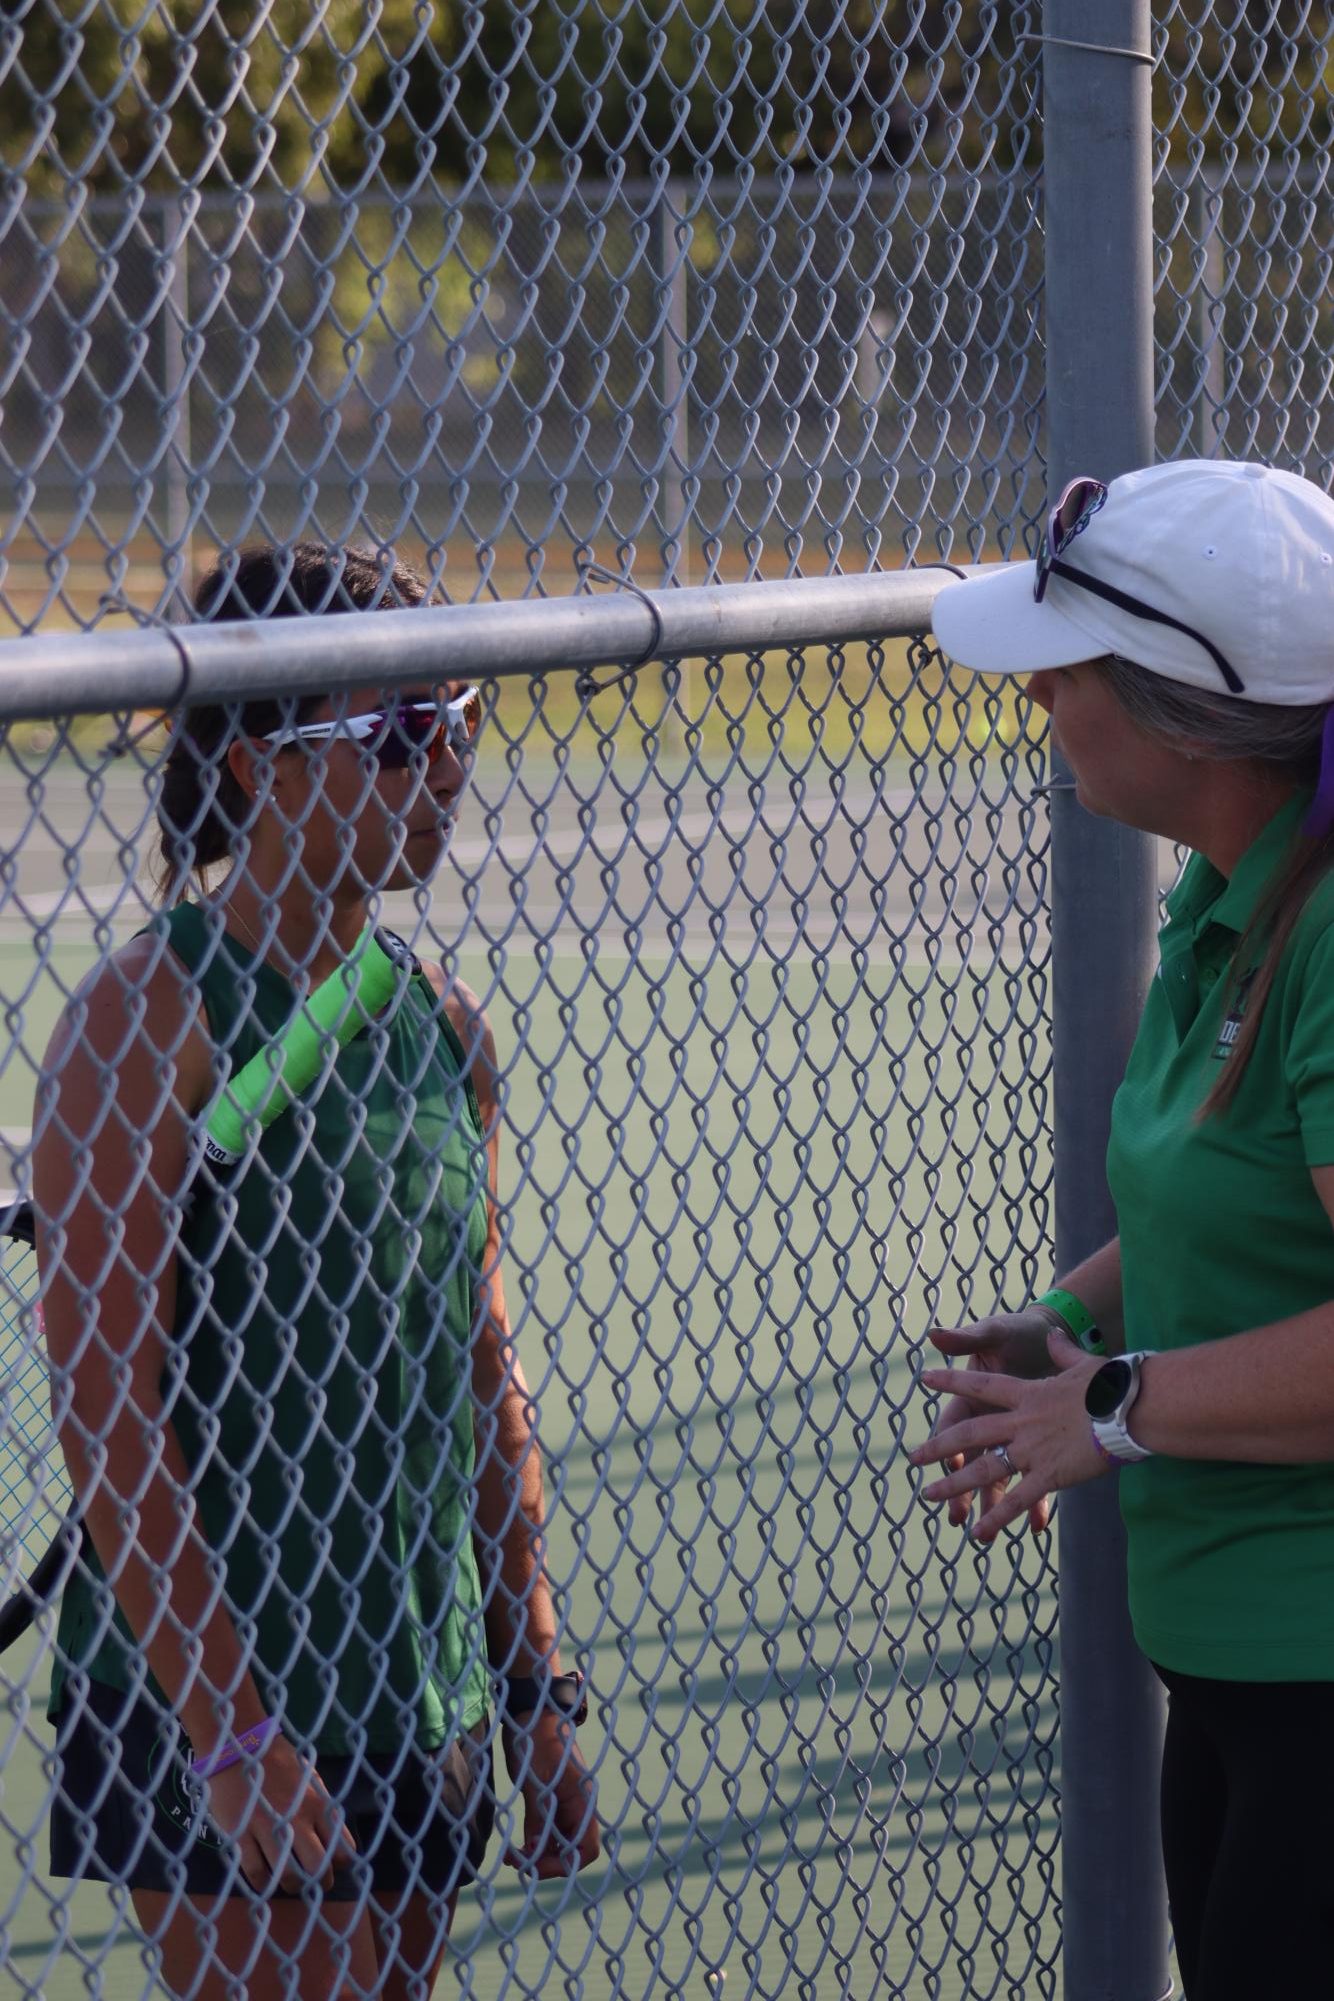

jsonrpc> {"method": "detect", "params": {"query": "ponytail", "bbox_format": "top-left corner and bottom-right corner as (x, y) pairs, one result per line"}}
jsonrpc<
(1201, 824), (1334, 1119)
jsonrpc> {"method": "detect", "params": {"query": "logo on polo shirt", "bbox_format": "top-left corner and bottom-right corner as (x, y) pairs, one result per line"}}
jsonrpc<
(1212, 969), (1258, 1061)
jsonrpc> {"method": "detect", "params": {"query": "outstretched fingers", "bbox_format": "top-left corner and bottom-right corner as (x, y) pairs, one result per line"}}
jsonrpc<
(911, 1382), (1054, 1537)
(915, 1409), (1015, 1477)
(917, 1439), (1016, 1500)
(918, 1365), (1021, 1410)
(970, 1473), (1051, 1543)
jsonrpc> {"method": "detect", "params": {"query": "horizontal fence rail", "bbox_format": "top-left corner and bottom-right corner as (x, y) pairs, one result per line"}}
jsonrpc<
(0, 569), (986, 719)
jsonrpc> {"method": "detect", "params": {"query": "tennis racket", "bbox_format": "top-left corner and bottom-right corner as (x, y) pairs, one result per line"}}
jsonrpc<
(0, 927), (405, 1657)
(0, 1199), (73, 1654)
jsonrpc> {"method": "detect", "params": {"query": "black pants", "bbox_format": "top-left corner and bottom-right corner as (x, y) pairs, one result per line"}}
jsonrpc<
(1155, 1663), (1334, 1999)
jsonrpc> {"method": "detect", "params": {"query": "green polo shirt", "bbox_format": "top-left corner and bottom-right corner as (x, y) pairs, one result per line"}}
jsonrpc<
(1107, 789), (1334, 1680)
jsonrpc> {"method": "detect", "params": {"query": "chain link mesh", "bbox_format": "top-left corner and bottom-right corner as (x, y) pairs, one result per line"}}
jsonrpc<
(0, 634), (1057, 1999)
(0, 4), (1046, 632)
(1153, 5), (1334, 474)
(7, 0), (1331, 1993)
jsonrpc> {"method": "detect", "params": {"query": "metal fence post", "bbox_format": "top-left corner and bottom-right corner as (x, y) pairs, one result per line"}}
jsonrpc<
(1195, 171), (1226, 458)
(657, 180), (691, 589)
(1042, 7), (1173, 1999)
(656, 179), (691, 739)
(159, 198), (193, 616)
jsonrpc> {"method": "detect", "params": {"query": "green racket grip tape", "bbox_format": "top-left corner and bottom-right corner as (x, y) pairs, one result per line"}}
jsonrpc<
(203, 929), (401, 1168)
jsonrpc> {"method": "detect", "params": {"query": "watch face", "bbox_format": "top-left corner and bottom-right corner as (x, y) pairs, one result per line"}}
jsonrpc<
(1086, 1358), (1133, 1420)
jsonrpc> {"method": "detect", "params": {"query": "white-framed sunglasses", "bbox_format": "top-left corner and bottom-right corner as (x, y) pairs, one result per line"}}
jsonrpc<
(262, 687), (482, 769)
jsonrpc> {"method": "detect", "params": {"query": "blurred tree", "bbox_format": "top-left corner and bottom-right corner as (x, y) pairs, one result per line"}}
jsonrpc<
(1154, 0), (1334, 169)
(2, 0), (1037, 198)
(4, 0), (1330, 203)
(4, 1), (1330, 201)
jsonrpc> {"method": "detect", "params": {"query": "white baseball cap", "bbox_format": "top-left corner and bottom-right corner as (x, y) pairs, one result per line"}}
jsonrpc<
(931, 459), (1334, 705)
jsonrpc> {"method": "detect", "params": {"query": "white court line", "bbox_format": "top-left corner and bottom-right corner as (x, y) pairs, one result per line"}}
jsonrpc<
(5, 885), (155, 920)
(1, 897), (1033, 952)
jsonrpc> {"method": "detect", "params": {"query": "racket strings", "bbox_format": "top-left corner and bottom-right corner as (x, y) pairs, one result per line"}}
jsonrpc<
(0, 1236), (73, 1578)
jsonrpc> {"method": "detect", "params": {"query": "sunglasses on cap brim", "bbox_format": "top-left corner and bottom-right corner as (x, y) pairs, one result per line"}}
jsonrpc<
(1035, 475), (1245, 695)
(262, 687), (483, 769)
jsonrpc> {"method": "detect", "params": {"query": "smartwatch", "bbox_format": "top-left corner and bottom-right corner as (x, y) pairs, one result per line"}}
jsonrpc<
(1084, 1352), (1153, 1463)
(502, 1670), (589, 1727)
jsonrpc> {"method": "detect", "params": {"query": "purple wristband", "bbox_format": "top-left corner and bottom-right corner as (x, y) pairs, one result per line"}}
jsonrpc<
(1089, 1425), (1117, 1467)
(190, 1717), (282, 1779)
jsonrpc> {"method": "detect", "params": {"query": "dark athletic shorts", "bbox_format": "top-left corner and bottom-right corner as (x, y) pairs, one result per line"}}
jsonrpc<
(49, 1679), (496, 1900)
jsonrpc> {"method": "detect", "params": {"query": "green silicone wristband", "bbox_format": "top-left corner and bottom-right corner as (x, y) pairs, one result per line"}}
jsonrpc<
(1035, 1286), (1107, 1356)
(204, 929), (400, 1165)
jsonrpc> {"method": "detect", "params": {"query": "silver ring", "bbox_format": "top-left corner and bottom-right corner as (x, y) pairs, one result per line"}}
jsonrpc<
(995, 1444), (1018, 1479)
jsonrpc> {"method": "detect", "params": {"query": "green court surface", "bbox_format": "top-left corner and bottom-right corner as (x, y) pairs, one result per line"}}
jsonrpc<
(1, 748), (1061, 1998)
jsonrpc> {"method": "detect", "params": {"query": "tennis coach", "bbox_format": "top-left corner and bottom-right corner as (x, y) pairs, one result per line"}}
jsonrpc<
(911, 459), (1334, 2001)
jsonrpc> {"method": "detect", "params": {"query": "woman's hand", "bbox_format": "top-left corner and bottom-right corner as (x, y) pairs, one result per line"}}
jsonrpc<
(202, 1736), (357, 1895)
(502, 1714), (601, 1879)
(913, 1325), (1111, 1541)
(923, 1306), (1069, 1530)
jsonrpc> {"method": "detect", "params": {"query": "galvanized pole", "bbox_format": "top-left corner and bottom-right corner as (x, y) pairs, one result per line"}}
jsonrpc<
(657, 180), (691, 590)
(1042, 7), (1172, 2000)
(657, 180), (692, 738)
(160, 199), (194, 618)
(1196, 170), (1226, 458)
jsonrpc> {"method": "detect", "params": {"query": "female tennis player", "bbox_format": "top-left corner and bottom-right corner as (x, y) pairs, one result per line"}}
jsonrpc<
(31, 544), (599, 2001)
(912, 460), (1334, 2000)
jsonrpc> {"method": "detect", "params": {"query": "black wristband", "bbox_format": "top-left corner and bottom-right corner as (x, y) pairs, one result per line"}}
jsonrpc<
(501, 1670), (588, 1726)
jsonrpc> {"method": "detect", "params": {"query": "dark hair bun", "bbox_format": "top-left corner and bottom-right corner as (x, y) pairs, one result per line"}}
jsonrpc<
(154, 541), (432, 898)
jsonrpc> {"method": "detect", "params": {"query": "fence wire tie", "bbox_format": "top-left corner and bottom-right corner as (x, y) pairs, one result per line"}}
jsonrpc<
(914, 565), (1061, 801)
(96, 594), (195, 754)
(573, 564), (666, 698)
(1019, 33), (1155, 67)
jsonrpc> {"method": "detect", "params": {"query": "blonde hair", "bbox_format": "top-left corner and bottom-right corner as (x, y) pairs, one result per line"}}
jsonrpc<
(1097, 654), (1332, 1119)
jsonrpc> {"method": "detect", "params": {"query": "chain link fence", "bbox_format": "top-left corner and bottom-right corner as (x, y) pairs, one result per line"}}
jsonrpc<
(3, 0), (1334, 1995)
(0, 1), (1049, 632)
(2, 171), (1044, 625)
(1, 590), (1057, 1998)
(1153, 5), (1334, 473)
(9, 6), (1333, 636)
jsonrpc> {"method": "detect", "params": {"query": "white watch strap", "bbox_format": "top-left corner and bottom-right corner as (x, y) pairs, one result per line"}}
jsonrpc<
(1092, 1418), (1153, 1463)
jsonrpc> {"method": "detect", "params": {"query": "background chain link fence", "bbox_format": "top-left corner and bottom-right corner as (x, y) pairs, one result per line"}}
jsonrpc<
(1153, 5), (1334, 473)
(0, 4), (1047, 631)
(2, 171), (1044, 622)
(8, 6), (1330, 636)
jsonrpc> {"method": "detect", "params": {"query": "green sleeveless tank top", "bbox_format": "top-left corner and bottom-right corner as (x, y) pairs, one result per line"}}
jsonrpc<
(49, 903), (493, 1755)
